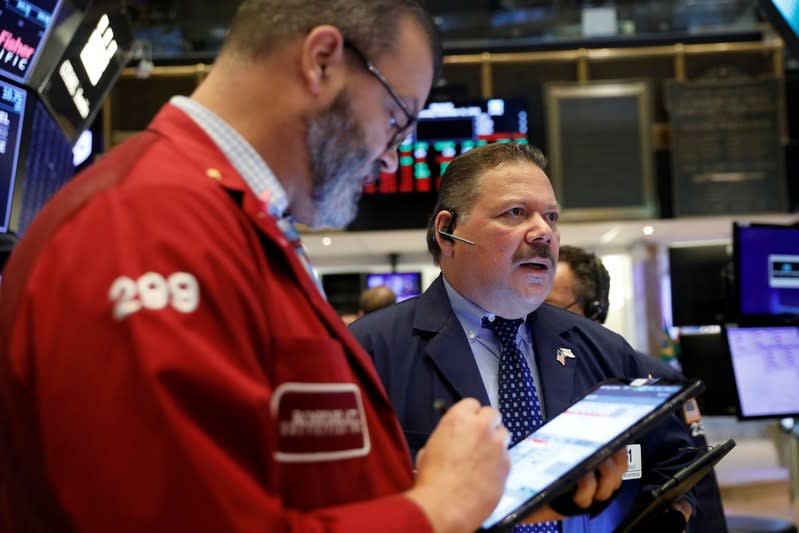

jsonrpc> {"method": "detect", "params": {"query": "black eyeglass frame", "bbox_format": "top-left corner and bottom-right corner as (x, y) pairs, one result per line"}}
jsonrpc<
(343, 40), (417, 150)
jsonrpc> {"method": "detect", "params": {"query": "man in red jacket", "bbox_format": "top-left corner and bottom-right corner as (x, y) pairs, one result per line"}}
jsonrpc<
(0, 1), (626, 532)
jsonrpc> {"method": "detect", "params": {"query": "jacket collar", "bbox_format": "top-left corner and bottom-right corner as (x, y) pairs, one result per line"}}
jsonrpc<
(413, 275), (580, 416)
(145, 104), (396, 410)
(414, 275), (491, 405)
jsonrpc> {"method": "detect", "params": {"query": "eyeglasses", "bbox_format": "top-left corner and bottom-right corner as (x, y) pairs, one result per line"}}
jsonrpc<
(344, 40), (417, 150)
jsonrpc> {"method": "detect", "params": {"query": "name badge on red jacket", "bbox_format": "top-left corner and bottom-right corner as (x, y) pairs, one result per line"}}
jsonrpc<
(272, 382), (371, 462)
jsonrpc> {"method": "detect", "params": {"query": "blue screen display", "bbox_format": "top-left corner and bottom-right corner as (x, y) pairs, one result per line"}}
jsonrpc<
(762, 0), (799, 56)
(772, 0), (799, 36)
(0, 0), (62, 83)
(735, 223), (799, 319)
(0, 79), (27, 233)
(365, 272), (422, 302)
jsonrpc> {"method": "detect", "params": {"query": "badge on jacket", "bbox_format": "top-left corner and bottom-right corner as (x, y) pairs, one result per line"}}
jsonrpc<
(556, 347), (576, 366)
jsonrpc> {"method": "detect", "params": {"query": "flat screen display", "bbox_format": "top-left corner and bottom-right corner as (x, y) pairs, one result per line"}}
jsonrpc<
(0, 0), (62, 83)
(11, 96), (73, 236)
(760, 0), (799, 57)
(677, 328), (738, 416)
(348, 97), (528, 231)
(733, 222), (799, 325)
(365, 272), (422, 302)
(0, 79), (27, 233)
(369, 98), (528, 195)
(668, 243), (732, 326)
(725, 325), (799, 419)
(38, 3), (133, 142)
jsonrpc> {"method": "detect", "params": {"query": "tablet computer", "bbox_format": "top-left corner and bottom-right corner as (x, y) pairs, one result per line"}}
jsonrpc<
(612, 438), (736, 533)
(480, 377), (705, 532)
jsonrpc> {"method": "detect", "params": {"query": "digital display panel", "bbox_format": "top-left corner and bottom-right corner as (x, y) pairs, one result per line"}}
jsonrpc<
(12, 97), (73, 236)
(677, 328), (738, 416)
(38, 3), (132, 142)
(348, 97), (528, 231)
(366, 98), (528, 196)
(668, 243), (732, 326)
(760, 0), (799, 57)
(365, 272), (422, 302)
(0, 0), (62, 83)
(0, 79), (27, 233)
(725, 325), (799, 419)
(734, 222), (799, 324)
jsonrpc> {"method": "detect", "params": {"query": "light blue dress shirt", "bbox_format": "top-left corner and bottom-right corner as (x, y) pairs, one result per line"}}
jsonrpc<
(442, 276), (548, 414)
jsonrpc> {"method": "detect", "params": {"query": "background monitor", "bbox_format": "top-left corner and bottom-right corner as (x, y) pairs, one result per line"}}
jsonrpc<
(365, 271), (422, 303)
(0, 231), (15, 271)
(677, 327), (739, 417)
(36, 1), (134, 142)
(321, 272), (365, 315)
(733, 221), (799, 325)
(725, 324), (799, 419)
(347, 97), (529, 231)
(9, 97), (74, 236)
(0, 0), (64, 84)
(0, 79), (29, 234)
(668, 242), (733, 326)
(760, 0), (799, 57)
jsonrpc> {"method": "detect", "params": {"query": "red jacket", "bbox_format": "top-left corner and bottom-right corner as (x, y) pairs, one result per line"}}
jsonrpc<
(0, 105), (431, 533)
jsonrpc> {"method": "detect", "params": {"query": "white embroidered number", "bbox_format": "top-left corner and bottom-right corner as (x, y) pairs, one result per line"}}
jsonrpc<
(167, 272), (200, 313)
(137, 272), (169, 310)
(109, 272), (200, 321)
(109, 276), (140, 320)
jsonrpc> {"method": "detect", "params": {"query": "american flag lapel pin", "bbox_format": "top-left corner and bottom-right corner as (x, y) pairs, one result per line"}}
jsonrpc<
(556, 347), (576, 366)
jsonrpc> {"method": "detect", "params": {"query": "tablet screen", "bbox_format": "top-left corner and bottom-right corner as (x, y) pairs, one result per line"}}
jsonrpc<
(482, 380), (695, 530)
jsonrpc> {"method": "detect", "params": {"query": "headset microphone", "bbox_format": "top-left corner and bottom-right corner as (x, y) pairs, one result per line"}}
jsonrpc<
(438, 209), (476, 246)
(584, 255), (609, 323)
(438, 230), (476, 246)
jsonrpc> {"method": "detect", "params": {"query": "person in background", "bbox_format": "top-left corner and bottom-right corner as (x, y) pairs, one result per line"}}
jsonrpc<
(359, 285), (397, 316)
(0, 2), (626, 532)
(546, 244), (729, 533)
(350, 142), (708, 533)
(545, 245), (611, 323)
(340, 285), (397, 325)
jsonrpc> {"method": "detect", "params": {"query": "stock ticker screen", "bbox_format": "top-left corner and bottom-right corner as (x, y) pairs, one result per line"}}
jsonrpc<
(0, 0), (62, 84)
(0, 79), (27, 233)
(347, 97), (529, 231)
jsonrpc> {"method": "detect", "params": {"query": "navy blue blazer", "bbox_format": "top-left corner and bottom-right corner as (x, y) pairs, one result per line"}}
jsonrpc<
(350, 275), (727, 533)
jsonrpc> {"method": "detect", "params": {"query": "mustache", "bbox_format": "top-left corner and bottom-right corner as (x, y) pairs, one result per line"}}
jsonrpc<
(512, 244), (555, 267)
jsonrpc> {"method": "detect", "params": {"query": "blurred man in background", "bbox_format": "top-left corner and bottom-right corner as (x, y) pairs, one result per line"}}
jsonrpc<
(359, 285), (397, 316)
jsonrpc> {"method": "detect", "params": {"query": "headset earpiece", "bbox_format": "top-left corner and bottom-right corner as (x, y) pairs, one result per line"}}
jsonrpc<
(438, 209), (457, 243)
(584, 255), (609, 322)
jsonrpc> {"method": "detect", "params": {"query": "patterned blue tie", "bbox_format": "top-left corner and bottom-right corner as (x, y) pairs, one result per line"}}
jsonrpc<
(482, 316), (561, 533)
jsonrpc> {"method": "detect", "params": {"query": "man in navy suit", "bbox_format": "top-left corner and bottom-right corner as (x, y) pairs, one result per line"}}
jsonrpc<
(350, 142), (711, 533)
